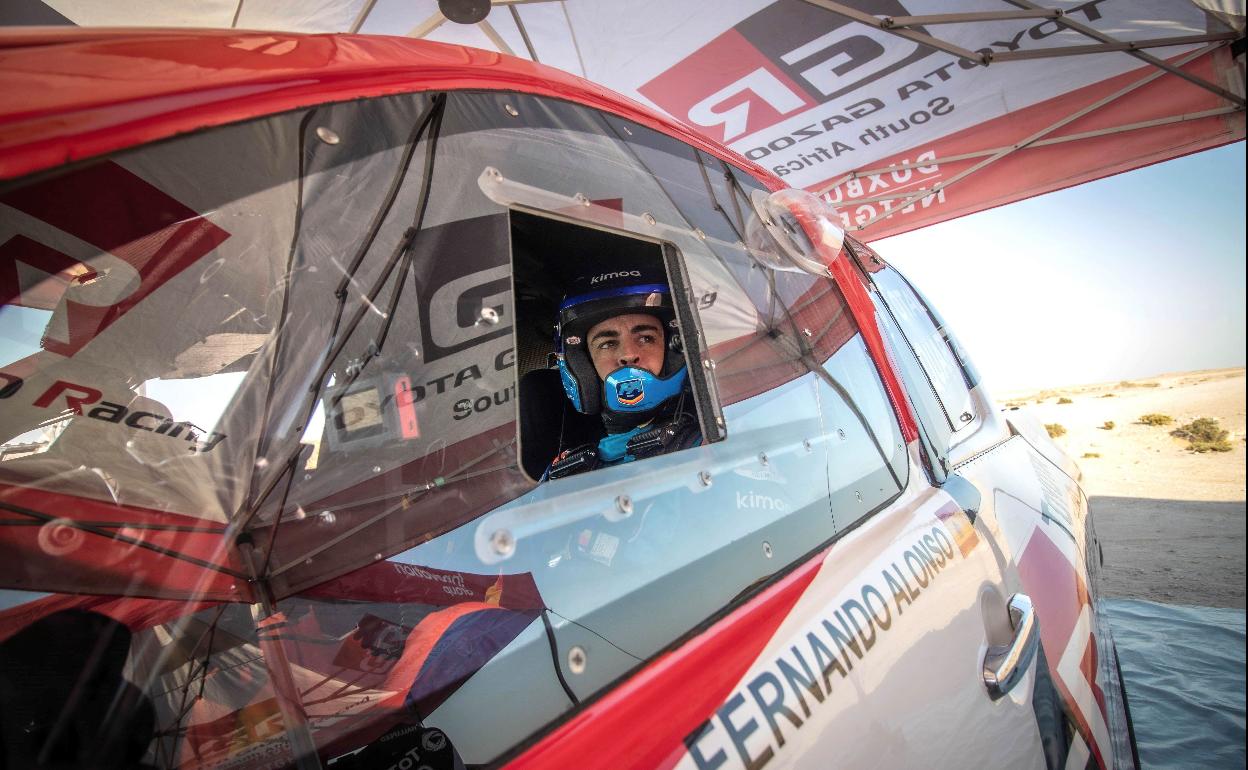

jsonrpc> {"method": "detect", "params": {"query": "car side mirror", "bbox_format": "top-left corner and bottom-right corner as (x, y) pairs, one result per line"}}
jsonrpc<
(942, 472), (982, 523)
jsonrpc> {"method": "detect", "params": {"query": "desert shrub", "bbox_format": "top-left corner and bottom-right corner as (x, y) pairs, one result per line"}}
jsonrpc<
(1057, 397), (1073, 404)
(1100, 393), (1116, 398)
(1171, 417), (1233, 453)
(1045, 423), (1066, 438)
(1082, 452), (1101, 458)
(1139, 413), (1173, 426)
(1119, 380), (1161, 388)
(1101, 421), (1115, 430)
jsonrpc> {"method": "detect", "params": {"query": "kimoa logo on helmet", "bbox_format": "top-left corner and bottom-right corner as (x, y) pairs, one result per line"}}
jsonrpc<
(589, 270), (642, 285)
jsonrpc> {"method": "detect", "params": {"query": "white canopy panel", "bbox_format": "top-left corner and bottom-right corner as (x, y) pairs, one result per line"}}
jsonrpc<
(10, 0), (1244, 239)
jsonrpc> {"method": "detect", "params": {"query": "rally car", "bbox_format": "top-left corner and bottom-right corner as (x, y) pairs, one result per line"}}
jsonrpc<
(0, 29), (1135, 770)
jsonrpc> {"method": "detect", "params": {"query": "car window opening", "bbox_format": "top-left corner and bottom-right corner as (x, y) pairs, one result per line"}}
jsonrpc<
(509, 210), (710, 482)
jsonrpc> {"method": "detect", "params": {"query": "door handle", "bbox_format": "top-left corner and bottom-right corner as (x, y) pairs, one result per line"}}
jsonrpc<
(983, 593), (1039, 700)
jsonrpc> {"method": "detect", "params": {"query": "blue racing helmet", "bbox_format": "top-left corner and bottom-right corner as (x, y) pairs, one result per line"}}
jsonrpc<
(556, 267), (687, 417)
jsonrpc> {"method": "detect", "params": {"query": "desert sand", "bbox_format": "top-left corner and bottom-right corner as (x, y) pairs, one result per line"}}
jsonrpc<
(1000, 368), (1246, 608)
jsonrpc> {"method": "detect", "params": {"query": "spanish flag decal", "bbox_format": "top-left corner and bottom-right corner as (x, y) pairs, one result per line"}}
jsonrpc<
(936, 503), (979, 558)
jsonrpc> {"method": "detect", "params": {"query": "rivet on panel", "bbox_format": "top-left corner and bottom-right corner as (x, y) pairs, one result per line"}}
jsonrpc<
(504, 103), (519, 117)
(568, 645), (587, 674)
(698, 470), (713, 487)
(762, 541), (774, 559)
(315, 126), (340, 145)
(615, 495), (633, 516)
(490, 529), (516, 558)
(642, 212), (657, 226)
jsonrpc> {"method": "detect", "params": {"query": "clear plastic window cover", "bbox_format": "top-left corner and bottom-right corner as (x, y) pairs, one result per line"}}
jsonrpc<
(0, 89), (906, 768)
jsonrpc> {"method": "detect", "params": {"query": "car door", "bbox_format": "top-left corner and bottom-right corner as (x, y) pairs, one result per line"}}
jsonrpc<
(848, 239), (1134, 769)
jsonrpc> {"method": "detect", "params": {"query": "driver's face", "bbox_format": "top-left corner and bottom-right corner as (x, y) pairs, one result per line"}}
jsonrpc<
(586, 313), (665, 380)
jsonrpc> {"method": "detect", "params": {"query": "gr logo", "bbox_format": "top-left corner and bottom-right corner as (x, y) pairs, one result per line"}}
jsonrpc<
(0, 161), (230, 357)
(639, 0), (934, 143)
(414, 214), (512, 363)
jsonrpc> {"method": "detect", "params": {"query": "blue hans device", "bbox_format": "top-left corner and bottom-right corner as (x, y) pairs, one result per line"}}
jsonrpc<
(558, 362), (687, 414)
(603, 366), (687, 413)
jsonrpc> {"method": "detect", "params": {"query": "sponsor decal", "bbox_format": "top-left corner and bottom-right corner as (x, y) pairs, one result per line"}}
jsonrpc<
(684, 517), (961, 769)
(735, 490), (787, 512)
(590, 270), (643, 285)
(936, 504), (979, 558)
(615, 377), (645, 406)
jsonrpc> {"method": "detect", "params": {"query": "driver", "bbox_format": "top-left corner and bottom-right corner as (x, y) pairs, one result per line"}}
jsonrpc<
(543, 266), (702, 480)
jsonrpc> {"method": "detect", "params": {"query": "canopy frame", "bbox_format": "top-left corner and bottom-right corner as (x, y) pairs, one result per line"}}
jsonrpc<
(806, 0), (1244, 106)
(823, 40), (1237, 230)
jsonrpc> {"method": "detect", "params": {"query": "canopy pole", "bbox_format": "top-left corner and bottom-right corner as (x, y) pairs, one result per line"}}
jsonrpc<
(802, 0), (988, 63)
(806, 0), (1245, 107)
(479, 18), (516, 55)
(1004, 0), (1246, 107)
(884, 9), (1061, 27)
(560, 0), (589, 78)
(407, 11), (447, 38)
(989, 31), (1242, 62)
(253, 603), (323, 769)
(348, 0), (379, 34)
(233, 536), (323, 769)
(509, 4), (540, 61)
(847, 41), (1229, 230)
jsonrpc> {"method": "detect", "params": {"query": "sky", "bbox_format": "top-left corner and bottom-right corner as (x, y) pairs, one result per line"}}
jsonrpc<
(873, 141), (1247, 394)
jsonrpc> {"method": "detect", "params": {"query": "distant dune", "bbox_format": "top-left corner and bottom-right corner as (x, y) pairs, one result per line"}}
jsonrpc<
(1001, 368), (1246, 608)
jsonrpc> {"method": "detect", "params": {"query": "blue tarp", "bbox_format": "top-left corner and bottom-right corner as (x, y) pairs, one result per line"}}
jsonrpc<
(1104, 599), (1246, 769)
